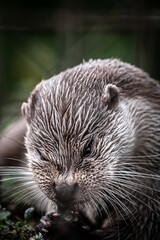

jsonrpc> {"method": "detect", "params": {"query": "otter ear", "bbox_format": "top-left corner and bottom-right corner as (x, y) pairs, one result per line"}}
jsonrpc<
(102, 84), (119, 109)
(21, 102), (31, 123)
(21, 92), (38, 124)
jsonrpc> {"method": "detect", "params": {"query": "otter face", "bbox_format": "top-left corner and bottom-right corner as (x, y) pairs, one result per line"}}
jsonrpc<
(22, 59), (160, 224)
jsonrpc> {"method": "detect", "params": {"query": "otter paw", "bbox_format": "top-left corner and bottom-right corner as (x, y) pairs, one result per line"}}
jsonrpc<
(35, 211), (95, 240)
(35, 212), (61, 238)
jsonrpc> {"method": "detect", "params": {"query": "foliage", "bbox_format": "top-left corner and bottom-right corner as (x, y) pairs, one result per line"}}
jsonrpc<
(0, 205), (42, 240)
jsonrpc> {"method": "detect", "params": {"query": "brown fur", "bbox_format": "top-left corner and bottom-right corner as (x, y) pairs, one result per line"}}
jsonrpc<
(4, 59), (160, 240)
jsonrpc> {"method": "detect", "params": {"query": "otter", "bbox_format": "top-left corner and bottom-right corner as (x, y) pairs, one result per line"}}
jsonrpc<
(1, 59), (160, 239)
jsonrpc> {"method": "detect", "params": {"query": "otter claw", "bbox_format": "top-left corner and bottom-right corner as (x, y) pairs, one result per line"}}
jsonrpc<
(52, 212), (60, 217)
(40, 219), (47, 225)
(41, 228), (48, 233)
(35, 212), (61, 237)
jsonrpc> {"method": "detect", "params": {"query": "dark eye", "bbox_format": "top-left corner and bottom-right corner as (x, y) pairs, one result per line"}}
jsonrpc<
(37, 150), (49, 162)
(83, 143), (92, 158)
(41, 155), (49, 161)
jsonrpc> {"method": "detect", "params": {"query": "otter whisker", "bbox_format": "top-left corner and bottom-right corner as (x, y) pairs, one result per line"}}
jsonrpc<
(96, 190), (125, 224)
(91, 191), (112, 220)
(0, 157), (27, 164)
(0, 134), (25, 148)
(12, 189), (43, 207)
(106, 181), (136, 206)
(120, 154), (160, 159)
(114, 160), (160, 167)
(0, 166), (31, 171)
(113, 176), (160, 193)
(89, 197), (104, 219)
(114, 181), (160, 215)
(0, 176), (32, 182)
(111, 173), (160, 199)
(112, 170), (160, 181)
(102, 186), (137, 224)
(97, 184), (131, 222)
(1, 181), (35, 197)
(2, 181), (36, 199)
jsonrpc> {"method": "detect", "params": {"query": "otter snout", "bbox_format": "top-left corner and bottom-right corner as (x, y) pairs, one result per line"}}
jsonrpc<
(54, 183), (78, 204)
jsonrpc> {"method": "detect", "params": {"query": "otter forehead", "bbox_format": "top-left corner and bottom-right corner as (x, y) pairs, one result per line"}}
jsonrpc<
(43, 58), (148, 91)
(24, 60), (123, 142)
(32, 58), (159, 104)
(24, 74), (111, 160)
(22, 58), (159, 160)
(23, 57), (151, 125)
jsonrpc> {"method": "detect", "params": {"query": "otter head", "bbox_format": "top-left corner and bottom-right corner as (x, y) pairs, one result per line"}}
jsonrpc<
(21, 59), (157, 224)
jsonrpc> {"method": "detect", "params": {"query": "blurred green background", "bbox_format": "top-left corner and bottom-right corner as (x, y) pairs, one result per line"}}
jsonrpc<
(0, 0), (160, 131)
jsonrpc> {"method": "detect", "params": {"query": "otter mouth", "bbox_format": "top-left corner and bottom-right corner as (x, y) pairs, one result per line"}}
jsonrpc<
(76, 198), (115, 230)
(52, 198), (114, 232)
(51, 183), (115, 230)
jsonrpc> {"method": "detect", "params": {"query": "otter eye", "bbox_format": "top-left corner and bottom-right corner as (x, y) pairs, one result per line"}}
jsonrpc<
(83, 143), (92, 158)
(41, 155), (48, 161)
(37, 150), (49, 162)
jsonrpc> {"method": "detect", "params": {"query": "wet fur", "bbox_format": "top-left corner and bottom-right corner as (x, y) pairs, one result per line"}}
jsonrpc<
(1, 59), (160, 239)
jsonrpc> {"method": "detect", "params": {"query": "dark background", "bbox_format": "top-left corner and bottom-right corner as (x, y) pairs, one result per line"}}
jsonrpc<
(0, 0), (160, 131)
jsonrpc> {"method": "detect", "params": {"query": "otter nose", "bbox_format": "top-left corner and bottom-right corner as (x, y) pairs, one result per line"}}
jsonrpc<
(54, 183), (78, 203)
